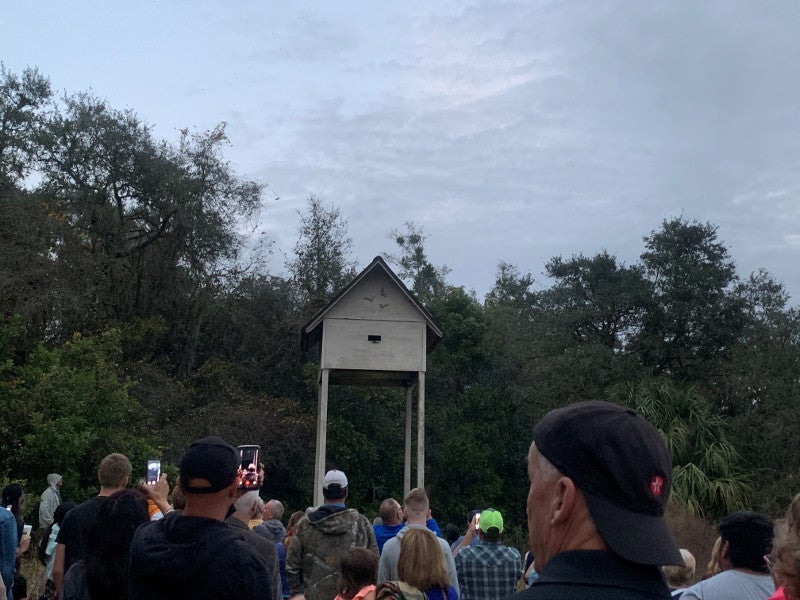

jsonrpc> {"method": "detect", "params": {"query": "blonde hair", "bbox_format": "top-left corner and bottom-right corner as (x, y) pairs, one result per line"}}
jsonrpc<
(703, 536), (723, 579)
(397, 528), (449, 591)
(403, 488), (430, 520)
(663, 549), (696, 588)
(773, 493), (800, 600)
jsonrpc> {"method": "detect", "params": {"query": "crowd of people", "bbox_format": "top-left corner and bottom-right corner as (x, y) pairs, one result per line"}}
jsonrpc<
(1, 400), (799, 600)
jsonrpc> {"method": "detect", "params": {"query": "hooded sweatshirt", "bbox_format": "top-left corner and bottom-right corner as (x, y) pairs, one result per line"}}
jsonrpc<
(39, 474), (62, 529)
(255, 518), (287, 544)
(129, 511), (272, 600)
(286, 506), (378, 600)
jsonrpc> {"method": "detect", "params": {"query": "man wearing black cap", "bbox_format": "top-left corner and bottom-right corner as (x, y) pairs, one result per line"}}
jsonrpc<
(129, 437), (274, 600)
(515, 400), (684, 600)
(287, 469), (377, 600)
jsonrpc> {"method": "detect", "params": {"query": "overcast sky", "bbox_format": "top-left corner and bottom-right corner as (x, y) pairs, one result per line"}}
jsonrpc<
(3, 1), (800, 302)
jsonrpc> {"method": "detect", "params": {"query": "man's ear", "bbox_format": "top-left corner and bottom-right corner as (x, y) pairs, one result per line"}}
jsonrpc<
(720, 540), (731, 560)
(227, 480), (239, 500)
(551, 476), (577, 526)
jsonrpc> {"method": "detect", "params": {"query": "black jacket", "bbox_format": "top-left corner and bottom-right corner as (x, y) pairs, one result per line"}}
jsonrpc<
(129, 511), (272, 600)
(513, 550), (671, 600)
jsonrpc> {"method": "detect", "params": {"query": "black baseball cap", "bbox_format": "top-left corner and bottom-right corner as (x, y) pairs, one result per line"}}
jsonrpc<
(179, 436), (238, 494)
(533, 400), (683, 566)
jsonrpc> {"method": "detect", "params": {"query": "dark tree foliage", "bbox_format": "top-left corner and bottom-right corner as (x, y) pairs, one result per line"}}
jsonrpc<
(287, 194), (357, 316)
(388, 222), (450, 306)
(635, 218), (748, 386)
(542, 252), (650, 351)
(27, 94), (261, 373)
(3, 66), (800, 527)
(0, 65), (51, 190)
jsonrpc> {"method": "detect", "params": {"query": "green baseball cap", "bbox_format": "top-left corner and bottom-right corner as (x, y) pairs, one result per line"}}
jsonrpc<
(479, 509), (503, 533)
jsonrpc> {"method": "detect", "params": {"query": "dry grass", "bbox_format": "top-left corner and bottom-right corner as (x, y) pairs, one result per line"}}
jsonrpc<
(666, 502), (719, 584)
(18, 549), (48, 600)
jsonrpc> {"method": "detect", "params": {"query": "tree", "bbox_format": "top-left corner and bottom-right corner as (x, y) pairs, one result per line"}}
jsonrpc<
(542, 252), (651, 351)
(197, 274), (305, 398)
(0, 66), (51, 190)
(387, 222), (449, 306)
(721, 271), (800, 513)
(30, 94), (262, 372)
(485, 262), (536, 313)
(287, 195), (357, 315)
(426, 286), (489, 395)
(0, 325), (156, 498)
(612, 378), (751, 519)
(634, 218), (747, 385)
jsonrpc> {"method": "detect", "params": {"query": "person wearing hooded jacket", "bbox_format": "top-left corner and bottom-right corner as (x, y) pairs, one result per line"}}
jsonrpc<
(255, 499), (288, 543)
(39, 473), (63, 534)
(129, 437), (273, 600)
(287, 470), (378, 600)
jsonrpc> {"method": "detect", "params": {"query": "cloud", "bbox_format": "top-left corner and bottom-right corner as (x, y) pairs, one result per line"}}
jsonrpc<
(6, 0), (800, 300)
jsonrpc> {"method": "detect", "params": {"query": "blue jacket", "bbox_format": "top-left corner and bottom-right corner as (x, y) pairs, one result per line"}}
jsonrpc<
(374, 519), (443, 554)
(0, 508), (16, 600)
(373, 523), (404, 554)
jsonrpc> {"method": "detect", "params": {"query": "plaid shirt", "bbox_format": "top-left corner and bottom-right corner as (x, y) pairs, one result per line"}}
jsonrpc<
(454, 541), (521, 600)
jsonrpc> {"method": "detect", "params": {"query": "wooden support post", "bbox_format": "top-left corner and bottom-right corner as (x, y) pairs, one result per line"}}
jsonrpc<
(404, 385), (413, 496)
(416, 371), (425, 489)
(314, 368), (330, 507)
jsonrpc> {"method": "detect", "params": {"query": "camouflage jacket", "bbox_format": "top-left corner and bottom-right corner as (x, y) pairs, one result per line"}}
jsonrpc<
(286, 506), (378, 600)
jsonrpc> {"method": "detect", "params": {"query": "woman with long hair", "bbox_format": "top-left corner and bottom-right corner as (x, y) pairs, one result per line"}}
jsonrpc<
(770, 493), (800, 600)
(377, 528), (458, 600)
(61, 489), (149, 600)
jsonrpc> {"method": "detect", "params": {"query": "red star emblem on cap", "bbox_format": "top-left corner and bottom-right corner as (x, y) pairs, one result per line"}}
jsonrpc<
(649, 475), (664, 496)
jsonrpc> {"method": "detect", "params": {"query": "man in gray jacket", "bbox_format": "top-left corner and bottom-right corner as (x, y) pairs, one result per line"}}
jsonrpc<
(255, 499), (287, 544)
(378, 488), (459, 595)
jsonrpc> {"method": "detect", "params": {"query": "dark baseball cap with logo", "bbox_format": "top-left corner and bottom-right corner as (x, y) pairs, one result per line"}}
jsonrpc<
(179, 436), (238, 494)
(533, 400), (683, 566)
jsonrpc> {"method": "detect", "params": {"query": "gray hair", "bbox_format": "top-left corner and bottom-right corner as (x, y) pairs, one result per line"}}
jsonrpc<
(235, 491), (262, 515)
(535, 445), (561, 482)
(267, 499), (284, 519)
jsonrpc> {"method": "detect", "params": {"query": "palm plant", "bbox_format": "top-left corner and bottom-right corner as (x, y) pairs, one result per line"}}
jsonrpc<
(611, 377), (751, 519)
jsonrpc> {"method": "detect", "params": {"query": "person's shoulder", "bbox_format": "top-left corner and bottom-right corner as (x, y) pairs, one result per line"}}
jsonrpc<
(678, 584), (702, 600)
(381, 536), (400, 555)
(681, 570), (736, 599)
(455, 543), (478, 559)
(68, 496), (106, 517)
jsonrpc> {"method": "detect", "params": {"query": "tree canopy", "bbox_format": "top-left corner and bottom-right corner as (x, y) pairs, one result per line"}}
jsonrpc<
(2, 68), (798, 529)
